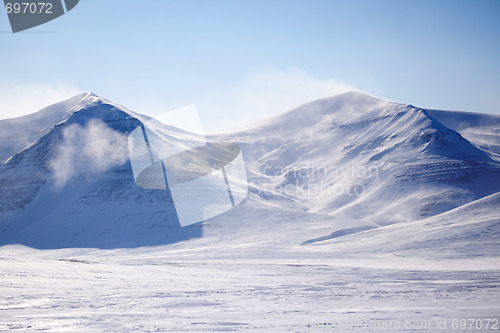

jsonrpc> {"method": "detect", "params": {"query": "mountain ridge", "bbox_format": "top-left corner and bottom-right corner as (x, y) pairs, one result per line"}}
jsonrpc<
(0, 91), (499, 249)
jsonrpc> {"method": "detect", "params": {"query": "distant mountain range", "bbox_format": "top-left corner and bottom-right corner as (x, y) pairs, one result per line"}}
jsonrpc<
(1, 91), (499, 251)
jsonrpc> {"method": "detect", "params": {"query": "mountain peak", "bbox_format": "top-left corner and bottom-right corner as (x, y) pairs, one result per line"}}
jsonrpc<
(83, 91), (98, 98)
(60, 93), (139, 126)
(70, 92), (114, 110)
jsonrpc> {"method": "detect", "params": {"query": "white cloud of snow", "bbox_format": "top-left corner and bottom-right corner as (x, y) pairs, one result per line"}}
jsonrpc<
(48, 120), (129, 187)
(0, 82), (81, 120)
(192, 66), (357, 132)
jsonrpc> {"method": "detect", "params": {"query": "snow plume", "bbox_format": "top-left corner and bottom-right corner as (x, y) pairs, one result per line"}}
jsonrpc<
(193, 66), (356, 132)
(49, 120), (129, 187)
(0, 82), (81, 120)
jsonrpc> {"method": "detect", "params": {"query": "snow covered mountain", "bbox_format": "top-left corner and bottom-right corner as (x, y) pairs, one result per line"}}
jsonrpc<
(224, 92), (500, 226)
(0, 93), (189, 248)
(0, 91), (499, 251)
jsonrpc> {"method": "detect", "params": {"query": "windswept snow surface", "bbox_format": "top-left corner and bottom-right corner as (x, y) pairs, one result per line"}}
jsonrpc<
(0, 92), (499, 331)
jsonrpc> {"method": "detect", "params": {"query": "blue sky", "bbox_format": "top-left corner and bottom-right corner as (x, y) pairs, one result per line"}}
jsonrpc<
(1, 0), (499, 131)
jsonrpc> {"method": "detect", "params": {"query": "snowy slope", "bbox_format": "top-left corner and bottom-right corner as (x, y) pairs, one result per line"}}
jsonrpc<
(427, 109), (500, 157)
(302, 191), (500, 259)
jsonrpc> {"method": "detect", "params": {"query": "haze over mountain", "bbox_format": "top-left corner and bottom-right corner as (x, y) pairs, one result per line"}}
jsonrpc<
(0, 91), (499, 251)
